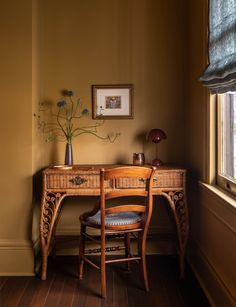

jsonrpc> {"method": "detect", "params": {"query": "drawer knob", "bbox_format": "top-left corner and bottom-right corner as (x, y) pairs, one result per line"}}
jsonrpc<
(69, 176), (87, 185)
(139, 178), (157, 183)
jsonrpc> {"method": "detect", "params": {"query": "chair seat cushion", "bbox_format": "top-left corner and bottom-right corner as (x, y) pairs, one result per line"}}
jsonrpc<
(86, 211), (142, 226)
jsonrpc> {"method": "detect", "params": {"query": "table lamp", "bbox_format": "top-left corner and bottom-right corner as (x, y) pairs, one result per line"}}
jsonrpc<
(147, 128), (167, 166)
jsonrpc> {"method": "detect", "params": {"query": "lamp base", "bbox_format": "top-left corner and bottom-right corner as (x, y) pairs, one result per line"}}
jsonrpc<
(152, 158), (163, 166)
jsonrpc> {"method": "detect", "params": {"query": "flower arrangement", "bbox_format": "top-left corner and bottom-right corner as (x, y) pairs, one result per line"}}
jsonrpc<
(34, 89), (120, 144)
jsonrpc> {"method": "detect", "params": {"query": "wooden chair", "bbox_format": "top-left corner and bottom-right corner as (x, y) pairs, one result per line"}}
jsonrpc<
(78, 166), (156, 298)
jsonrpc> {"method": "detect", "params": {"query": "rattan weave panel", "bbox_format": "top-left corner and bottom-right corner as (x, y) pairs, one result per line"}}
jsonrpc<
(44, 165), (185, 190)
(153, 172), (183, 188)
(46, 174), (111, 189)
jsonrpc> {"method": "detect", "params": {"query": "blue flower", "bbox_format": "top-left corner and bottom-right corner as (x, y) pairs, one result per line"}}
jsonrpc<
(57, 100), (67, 108)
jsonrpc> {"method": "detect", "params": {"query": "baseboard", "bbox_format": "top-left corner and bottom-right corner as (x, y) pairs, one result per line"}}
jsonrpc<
(55, 225), (175, 237)
(53, 228), (176, 256)
(0, 239), (35, 276)
(187, 241), (236, 307)
(0, 224), (176, 275)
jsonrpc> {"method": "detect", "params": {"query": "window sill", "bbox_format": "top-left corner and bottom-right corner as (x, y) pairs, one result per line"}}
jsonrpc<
(199, 182), (236, 213)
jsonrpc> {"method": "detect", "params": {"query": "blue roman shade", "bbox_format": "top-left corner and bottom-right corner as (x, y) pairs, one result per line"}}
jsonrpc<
(200, 0), (236, 93)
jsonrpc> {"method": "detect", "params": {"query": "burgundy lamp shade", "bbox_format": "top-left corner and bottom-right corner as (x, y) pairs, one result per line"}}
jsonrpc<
(147, 128), (167, 166)
(148, 128), (167, 143)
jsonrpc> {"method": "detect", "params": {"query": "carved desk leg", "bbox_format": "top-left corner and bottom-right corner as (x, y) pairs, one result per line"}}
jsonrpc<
(40, 191), (65, 280)
(162, 190), (189, 278)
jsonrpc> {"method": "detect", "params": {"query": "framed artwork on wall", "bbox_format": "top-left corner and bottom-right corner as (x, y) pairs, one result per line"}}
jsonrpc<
(92, 84), (134, 119)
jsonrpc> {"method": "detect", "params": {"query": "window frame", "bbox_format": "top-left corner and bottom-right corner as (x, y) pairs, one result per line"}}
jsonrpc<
(216, 93), (236, 197)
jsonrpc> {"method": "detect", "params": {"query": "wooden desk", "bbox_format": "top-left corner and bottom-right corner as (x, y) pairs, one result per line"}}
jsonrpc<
(40, 164), (189, 280)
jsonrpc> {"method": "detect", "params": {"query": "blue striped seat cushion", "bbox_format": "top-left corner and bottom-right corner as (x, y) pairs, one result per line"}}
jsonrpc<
(86, 210), (142, 226)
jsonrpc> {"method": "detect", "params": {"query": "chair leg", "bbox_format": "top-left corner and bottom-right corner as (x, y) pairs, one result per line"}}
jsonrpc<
(125, 232), (131, 271)
(101, 231), (106, 298)
(138, 232), (149, 292)
(78, 223), (86, 280)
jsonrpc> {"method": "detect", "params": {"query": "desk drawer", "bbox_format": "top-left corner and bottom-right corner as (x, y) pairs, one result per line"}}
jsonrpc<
(116, 171), (184, 189)
(153, 171), (184, 188)
(46, 174), (111, 189)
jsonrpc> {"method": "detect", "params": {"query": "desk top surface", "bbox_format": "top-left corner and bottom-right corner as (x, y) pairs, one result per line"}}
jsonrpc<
(43, 164), (186, 175)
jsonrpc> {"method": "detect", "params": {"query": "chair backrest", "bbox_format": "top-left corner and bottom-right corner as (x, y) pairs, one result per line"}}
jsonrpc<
(99, 166), (156, 231)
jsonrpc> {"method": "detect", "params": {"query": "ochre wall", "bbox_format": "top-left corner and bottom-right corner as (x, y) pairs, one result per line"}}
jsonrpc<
(185, 0), (236, 306)
(38, 0), (185, 166)
(0, 0), (34, 274)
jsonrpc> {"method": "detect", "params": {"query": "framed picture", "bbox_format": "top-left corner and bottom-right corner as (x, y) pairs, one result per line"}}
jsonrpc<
(92, 84), (134, 119)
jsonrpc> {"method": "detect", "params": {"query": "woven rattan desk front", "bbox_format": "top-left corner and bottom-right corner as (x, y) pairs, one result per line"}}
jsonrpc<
(40, 164), (188, 280)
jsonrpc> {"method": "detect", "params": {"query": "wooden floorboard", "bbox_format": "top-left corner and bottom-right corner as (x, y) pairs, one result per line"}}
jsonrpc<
(0, 277), (8, 290)
(0, 277), (30, 307)
(0, 256), (211, 307)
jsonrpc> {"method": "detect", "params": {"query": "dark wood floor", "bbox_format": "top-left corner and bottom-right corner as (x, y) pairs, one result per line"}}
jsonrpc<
(0, 255), (211, 307)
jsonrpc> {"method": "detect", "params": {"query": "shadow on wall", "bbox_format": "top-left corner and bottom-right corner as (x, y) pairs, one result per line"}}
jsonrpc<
(133, 131), (147, 150)
(116, 154), (128, 164)
(31, 168), (45, 273)
(33, 169), (44, 203)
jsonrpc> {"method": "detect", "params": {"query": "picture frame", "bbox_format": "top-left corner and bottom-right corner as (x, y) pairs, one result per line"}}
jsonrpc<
(92, 84), (134, 119)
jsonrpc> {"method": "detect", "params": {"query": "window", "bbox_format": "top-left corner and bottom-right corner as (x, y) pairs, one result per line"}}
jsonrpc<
(217, 92), (236, 194)
(200, 0), (236, 196)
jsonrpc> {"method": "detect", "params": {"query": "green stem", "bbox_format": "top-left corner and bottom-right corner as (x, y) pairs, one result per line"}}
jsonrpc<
(73, 98), (81, 117)
(69, 96), (74, 119)
(57, 109), (68, 139)
(73, 130), (120, 143)
(72, 121), (104, 134)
